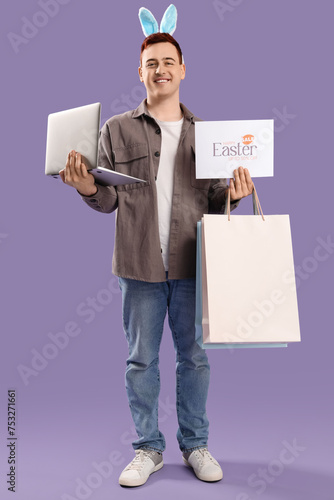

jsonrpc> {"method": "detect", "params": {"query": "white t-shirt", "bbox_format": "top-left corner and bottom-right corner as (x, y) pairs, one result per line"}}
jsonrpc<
(155, 116), (184, 270)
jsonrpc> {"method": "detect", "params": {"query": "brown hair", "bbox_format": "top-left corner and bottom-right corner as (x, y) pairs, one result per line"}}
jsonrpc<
(140, 33), (183, 65)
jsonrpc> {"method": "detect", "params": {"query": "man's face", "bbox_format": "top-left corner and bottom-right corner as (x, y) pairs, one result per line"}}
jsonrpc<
(139, 42), (186, 101)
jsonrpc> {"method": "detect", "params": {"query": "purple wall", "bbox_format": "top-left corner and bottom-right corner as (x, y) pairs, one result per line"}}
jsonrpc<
(1, 1), (333, 499)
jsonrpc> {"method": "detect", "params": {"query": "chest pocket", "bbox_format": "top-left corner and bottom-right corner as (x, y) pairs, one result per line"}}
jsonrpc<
(190, 145), (211, 191)
(114, 143), (150, 192)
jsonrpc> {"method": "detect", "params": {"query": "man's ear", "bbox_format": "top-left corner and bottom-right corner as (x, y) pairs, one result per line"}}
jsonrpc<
(138, 66), (143, 82)
(181, 63), (186, 80)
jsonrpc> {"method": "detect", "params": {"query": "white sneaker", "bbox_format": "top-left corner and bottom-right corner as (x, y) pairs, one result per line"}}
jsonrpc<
(182, 448), (223, 482)
(119, 449), (163, 487)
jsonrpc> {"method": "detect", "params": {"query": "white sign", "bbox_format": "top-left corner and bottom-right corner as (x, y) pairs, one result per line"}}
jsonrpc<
(195, 119), (274, 179)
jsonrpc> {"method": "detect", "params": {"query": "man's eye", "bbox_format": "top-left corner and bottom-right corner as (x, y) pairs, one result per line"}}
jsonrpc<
(147, 63), (156, 67)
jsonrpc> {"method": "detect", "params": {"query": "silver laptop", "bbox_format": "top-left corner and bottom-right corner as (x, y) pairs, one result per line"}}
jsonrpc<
(45, 102), (146, 187)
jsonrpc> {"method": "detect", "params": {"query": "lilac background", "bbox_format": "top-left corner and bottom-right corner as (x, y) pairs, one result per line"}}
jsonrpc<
(1, 0), (333, 499)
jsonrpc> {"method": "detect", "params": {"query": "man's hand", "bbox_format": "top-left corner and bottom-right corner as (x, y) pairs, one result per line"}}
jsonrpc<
(229, 166), (254, 201)
(59, 150), (98, 197)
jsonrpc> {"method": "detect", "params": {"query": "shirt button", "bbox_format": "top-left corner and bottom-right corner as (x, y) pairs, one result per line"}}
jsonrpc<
(154, 151), (160, 157)
(155, 129), (161, 135)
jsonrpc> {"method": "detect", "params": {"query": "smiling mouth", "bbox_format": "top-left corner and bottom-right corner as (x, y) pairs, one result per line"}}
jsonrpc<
(154, 79), (170, 84)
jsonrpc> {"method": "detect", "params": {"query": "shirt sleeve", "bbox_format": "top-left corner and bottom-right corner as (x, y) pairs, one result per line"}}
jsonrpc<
(78, 123), (118, 214)
(208, 178), (241, 214)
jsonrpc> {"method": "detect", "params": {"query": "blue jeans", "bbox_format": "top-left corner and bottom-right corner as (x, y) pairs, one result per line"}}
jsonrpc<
(118, 273), (210, 453)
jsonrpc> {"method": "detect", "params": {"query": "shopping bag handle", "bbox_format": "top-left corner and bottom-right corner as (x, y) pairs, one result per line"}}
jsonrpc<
(224, 183), (265, 221)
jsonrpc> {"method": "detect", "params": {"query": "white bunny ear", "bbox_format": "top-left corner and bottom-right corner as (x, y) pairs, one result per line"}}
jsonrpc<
(138, 7), (159, 37)
(160, 4), (177, 35)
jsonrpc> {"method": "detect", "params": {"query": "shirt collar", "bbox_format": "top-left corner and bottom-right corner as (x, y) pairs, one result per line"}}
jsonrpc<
(132, 99), (195, 123)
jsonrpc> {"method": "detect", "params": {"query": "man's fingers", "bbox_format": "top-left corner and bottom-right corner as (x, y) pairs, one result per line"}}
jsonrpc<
(70, 151), (81, 181)
(59, 169), (65, 182)
(68, 150), (74, 169)
(239, 167), (254, 194)
(65, 151), (72, 179)
(80, 162), (88, 178)
(238, 166), (247, 186)
(74, 152), (82, 176)
(234, 167), (244, 183)
(70, 151), (76, 174)
(233, 166), (254, 196)
(244, 168), (254, 192)
(66, 153), (74, 182)
(63, 150), (93, 189)
(229, 178), (238, 201)
(233, 168), (241, 192)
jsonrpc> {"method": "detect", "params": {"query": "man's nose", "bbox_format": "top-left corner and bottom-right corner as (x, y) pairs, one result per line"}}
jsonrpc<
(155, 63), (164, 74)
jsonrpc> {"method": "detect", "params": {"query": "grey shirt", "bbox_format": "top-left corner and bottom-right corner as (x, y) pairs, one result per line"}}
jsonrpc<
(79, 99), (240, 282)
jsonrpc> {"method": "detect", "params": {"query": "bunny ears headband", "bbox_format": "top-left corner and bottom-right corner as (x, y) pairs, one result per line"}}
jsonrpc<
(138, 4), (178, 37)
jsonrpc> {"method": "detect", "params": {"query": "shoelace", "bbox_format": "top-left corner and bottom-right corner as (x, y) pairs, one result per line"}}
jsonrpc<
(193, 448), (216, 466)
(125, 450), (155, 471)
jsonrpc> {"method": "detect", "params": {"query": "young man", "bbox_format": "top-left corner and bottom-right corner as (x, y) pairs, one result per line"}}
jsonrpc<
(60, 33), (254, 487)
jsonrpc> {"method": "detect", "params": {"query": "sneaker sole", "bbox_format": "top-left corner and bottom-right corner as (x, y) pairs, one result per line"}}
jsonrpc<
(119, 460), (164, 487)
(182, 456), (223, 482)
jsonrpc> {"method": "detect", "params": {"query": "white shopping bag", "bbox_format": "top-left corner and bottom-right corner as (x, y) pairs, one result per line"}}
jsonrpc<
(200, 187), (301, 345)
